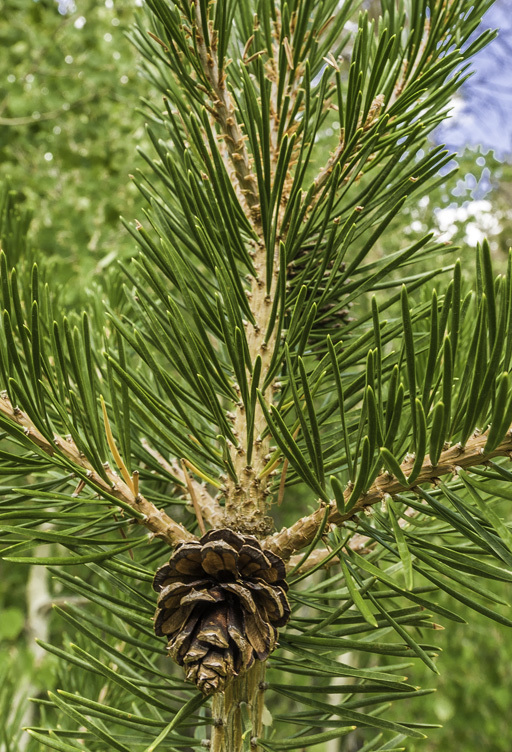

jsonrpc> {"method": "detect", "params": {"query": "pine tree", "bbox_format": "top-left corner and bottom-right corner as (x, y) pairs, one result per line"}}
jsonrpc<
(1, 1), (511, 751)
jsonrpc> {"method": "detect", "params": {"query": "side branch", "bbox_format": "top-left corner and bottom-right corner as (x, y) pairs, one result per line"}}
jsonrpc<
(0, 393), (194, 548)
(141, 439), (224, 530)
(264, 429), (512, 559)
(311, 94), (384, 200)
(285, 509), (417, 574)
(286, 533), (371, 574)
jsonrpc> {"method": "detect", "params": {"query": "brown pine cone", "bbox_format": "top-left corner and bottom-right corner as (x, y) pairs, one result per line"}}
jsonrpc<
(153, 528), (290, 695)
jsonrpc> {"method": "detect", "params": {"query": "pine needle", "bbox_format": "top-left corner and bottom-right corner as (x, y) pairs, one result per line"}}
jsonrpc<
(101, 395), (135, 496)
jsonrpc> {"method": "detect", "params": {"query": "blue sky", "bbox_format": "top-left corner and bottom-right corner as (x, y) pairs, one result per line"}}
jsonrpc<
(435, 0), (512, 159)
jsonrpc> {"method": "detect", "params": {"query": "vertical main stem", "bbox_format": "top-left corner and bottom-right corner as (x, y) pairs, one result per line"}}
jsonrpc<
(211, 661), (267, 752)
(191, 3), (290, 537)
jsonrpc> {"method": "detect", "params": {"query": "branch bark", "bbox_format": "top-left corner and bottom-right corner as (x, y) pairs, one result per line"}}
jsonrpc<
(264, 428), (512, 558)
(0, 392), (194, 547)
(211, 661), (266, 752)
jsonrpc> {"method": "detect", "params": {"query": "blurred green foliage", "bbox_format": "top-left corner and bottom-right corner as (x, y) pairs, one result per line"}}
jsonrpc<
(0, 0), (147, 296)
(386, 582), (512, 752)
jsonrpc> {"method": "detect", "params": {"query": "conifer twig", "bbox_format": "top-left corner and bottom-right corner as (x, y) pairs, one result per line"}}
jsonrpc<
(0, 393), (194, 547)
(140, 439), (224, 529)
(286, 533), (371, 574)
(264, 429), (512, 558)
(312, 94), (384, 200)
(192, 0), (260, 220)
(286, 508), (418, 574)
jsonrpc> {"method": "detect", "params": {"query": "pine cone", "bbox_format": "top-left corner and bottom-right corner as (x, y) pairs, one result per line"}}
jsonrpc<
(153, 529), (290, 695)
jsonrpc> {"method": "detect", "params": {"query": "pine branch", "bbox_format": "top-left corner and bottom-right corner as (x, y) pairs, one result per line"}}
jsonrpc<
(0, 392), (194, 547)
(265, 427), (512, 559)
(188, 1), (288, 535)
(181, 459), (206, 534)
(312, 94), (384, 198)
(286, 507), (418, 574)
(141, 438), (225, 529)
(387, 20), (430, 107)
(136, 0), (491, 543)
(192, 0), (260, 221)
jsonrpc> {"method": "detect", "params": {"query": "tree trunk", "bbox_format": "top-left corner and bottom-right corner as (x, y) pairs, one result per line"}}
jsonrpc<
(211, 662), (267, 752)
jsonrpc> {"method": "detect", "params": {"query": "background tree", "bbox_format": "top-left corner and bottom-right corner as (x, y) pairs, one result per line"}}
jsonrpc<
(0, 0), (145, 293)
(2, 1), (512, 752)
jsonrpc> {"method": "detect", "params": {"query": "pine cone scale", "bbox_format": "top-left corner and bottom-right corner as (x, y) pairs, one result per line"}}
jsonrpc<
(246, 580), (290, 626)
(243, 610), (276, 659)
(196, 608), (230, 648)
(153, 528), (290, 694)
(201, 541), (239, 576)
(222, 582), (258, 613)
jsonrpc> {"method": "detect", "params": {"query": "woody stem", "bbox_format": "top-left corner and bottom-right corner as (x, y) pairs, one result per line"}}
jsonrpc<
(264, 427), (512, 559)
(191, 3), (284, 536)
(211, 661), (266, 752)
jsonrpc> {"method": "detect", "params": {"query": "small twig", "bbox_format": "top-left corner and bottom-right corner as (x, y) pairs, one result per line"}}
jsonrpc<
(388, 20), (430, 107)
(181, 459), (206, 535)
(286, 506), (419, 574)
(310, 93), (384, 208)
(286, 532), (382, 575)
(141, 439), (224, 528)
(312, 137), (345, 195)
(180, 460), (224, 528)
(140, 438), (176, 476)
